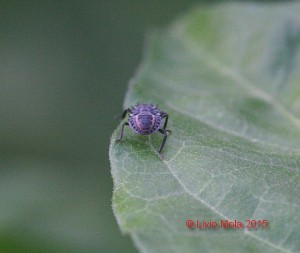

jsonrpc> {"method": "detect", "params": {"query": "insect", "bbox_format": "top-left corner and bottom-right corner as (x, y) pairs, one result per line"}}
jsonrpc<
(115, 104), (171, 158)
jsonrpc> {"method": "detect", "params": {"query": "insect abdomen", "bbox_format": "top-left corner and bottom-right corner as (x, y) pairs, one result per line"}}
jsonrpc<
(137, 114), (155, 132)
(129, 114), (161, 135)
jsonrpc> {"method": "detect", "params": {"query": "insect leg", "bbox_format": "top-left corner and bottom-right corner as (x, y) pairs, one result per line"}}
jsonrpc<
(162, 113), (168, 130)
(115, 122), (129, 143)
(158, 128), (169, 158)
(162, 113), (172, 133)
(114, 108), (130, 120)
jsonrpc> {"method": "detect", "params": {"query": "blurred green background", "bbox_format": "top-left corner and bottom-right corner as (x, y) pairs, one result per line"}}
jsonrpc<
(0, 1), (202, 252)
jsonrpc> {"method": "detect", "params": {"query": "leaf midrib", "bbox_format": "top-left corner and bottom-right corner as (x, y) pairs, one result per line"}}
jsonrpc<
(133, 138), (292, 253)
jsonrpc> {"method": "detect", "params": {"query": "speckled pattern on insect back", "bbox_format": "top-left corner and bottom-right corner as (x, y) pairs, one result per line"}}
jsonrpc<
(129, 104), (162, 135)
(115, 104), (171, 158)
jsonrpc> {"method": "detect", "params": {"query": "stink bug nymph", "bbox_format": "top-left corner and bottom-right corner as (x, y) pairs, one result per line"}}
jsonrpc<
(115, 104), (171, 158)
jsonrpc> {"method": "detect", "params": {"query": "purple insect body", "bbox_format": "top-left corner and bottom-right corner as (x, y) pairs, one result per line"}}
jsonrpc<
(115, 104), (171, 158)
(129, 104), (162, 135)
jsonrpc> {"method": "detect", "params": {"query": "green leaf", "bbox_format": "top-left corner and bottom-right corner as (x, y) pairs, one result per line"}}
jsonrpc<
(109, 2), (300, 252)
